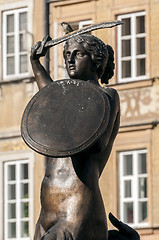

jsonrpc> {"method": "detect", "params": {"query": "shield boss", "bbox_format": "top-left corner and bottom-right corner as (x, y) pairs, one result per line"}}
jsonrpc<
(21, 79), (110, 157)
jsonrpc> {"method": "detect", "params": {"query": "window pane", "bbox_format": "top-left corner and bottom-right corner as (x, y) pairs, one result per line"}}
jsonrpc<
(122, 61), (131, 78)
(70, 21), (91, 33)
(136, 15), (145, 33)
(136, 58), (145, 76)
(21, 183), (29, 198)
(124, 202), (134, 223)
(8, 203), (16, 219)
(70, 22), (79, 31)
(7, 56), (15, 75)
(122, 39), (131, 57)
(139, 178), (147, 198)
(21, 221), (29, 237)
(8, 165), (15, 181)
(21, 163), (28, 179)
(122, 18), (131, 36)
(20, 33), (27, 51)
(139, 202), (147, 223)
(8, 222), (16, 238)
(8, 184), (16, 200)
(123, 154), (133, 175)
(21, 202), (29, 218)
(20, 55), (28, 73)
(136, 37), (145, 55)
(19, 12), (27, 31)
(7, 14), (14, 33)
(124, 180), (131, 197)
(7, 36), (14, 54)
(4, 160), (30, 240)
(138, 153), (147, 174)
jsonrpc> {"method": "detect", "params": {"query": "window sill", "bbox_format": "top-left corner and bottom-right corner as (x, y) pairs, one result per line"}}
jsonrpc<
(0, 76), (35, 86)
(119, 121), (159, 132)
(109, 77), (157, 91)
(127, 223), (149, 230)
(137, 227), (159, 236)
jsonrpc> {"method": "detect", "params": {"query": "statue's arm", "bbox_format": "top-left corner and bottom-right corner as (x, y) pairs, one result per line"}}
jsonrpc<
(93, 87), (120, 153)
(71, 88), (120, 180)
(30, 37), (53, 90)
(88, 87), (120, 176)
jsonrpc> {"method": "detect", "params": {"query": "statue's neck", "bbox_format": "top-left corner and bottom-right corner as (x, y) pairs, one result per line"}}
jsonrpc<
(70, 74), (99, 85)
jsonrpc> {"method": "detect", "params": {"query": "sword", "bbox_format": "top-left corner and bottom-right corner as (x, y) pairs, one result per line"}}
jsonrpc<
(36, 20), (123, 56)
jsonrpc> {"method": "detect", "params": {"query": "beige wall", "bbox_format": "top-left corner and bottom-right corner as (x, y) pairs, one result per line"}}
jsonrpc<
(150, 0), (159, 78)
(0, 83), (45, 230)
(0, 0), (45, 232)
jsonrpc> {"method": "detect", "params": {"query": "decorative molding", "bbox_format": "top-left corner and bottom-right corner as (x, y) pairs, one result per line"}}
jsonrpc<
(0, 130), (21, 139)
(47, 0), (95, 6)
(109, 78), (155, 91)
(119, 121), (159, 133)
(0, 76), (35, 86)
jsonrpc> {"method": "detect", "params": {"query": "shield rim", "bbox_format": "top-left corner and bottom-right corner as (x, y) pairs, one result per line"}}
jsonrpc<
(21, 79), (110, 157)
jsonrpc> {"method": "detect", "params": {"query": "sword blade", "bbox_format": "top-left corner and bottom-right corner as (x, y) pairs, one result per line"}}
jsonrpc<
(36, 20), (123, 55)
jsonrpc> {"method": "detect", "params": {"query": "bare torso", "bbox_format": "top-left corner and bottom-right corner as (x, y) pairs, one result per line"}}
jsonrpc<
(34, 87), (120, 240)
(38, 156), (107, 239)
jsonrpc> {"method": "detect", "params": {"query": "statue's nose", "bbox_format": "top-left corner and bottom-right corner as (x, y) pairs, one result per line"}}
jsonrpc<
(68, 53), (75, 63)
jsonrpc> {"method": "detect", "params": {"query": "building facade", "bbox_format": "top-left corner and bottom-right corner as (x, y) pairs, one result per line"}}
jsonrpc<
(0, 0), (159, 239)
(0, 0), (44, 239)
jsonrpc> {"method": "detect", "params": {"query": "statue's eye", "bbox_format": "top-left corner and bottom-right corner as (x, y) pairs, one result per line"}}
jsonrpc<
(66, 52), (70, 58)
(76, 51), (85, 57)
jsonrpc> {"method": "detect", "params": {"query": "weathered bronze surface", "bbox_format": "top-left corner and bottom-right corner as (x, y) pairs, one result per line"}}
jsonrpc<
(21, 79), (110, 157)
(21, 26), (140, 240)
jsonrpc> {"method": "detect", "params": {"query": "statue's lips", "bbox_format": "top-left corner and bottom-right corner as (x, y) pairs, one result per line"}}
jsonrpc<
(69, 65), (76, 70)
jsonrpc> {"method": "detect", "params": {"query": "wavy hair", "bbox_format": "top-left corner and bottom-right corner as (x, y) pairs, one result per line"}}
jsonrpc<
(63, 34), (115, 84)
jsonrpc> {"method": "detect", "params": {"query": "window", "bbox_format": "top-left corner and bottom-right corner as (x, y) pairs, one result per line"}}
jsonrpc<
(70, 20), (92, 31)
(3, 8), (29, 80)
(117, 12), (146, 82)
(4, 156), (33, 240)
(119, 149), (148, 227)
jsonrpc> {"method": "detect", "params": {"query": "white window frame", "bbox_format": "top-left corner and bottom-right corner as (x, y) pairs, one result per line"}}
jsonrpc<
(0, 151), (34, 240)
(117, 12), (146, 83)
(3, 8), (30, 81)
(119, 149), (148, 228)
(79, 20), (92, 29)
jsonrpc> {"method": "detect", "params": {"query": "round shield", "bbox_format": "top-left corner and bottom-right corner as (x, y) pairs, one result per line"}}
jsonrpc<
(21, 79), (110, 157)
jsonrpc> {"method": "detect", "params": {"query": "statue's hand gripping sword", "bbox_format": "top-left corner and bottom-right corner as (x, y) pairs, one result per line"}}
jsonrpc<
(36, 20), (123, 57)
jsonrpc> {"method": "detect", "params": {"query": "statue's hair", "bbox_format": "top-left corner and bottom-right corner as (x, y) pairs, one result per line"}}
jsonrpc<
(101, 45), (115, 84)
(63, 34), (115, 84)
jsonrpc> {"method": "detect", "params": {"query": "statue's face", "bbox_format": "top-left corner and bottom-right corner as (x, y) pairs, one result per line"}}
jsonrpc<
(64, 42), (96, 81)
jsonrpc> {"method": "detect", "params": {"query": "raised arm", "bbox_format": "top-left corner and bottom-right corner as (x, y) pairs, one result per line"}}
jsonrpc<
(30, 36), (53, 90)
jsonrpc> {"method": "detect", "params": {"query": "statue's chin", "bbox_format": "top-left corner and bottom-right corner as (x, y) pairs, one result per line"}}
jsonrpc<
(69, 73), (79, 79)
(67, 70), (83, 80)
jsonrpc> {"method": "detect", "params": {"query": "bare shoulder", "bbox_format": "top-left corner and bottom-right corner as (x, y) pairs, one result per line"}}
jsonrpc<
(102, 87), (119, 100)
(102, 86), (120, 110)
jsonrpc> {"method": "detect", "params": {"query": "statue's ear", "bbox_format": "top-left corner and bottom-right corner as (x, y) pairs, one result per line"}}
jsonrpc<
(92, 60), (100, 72)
